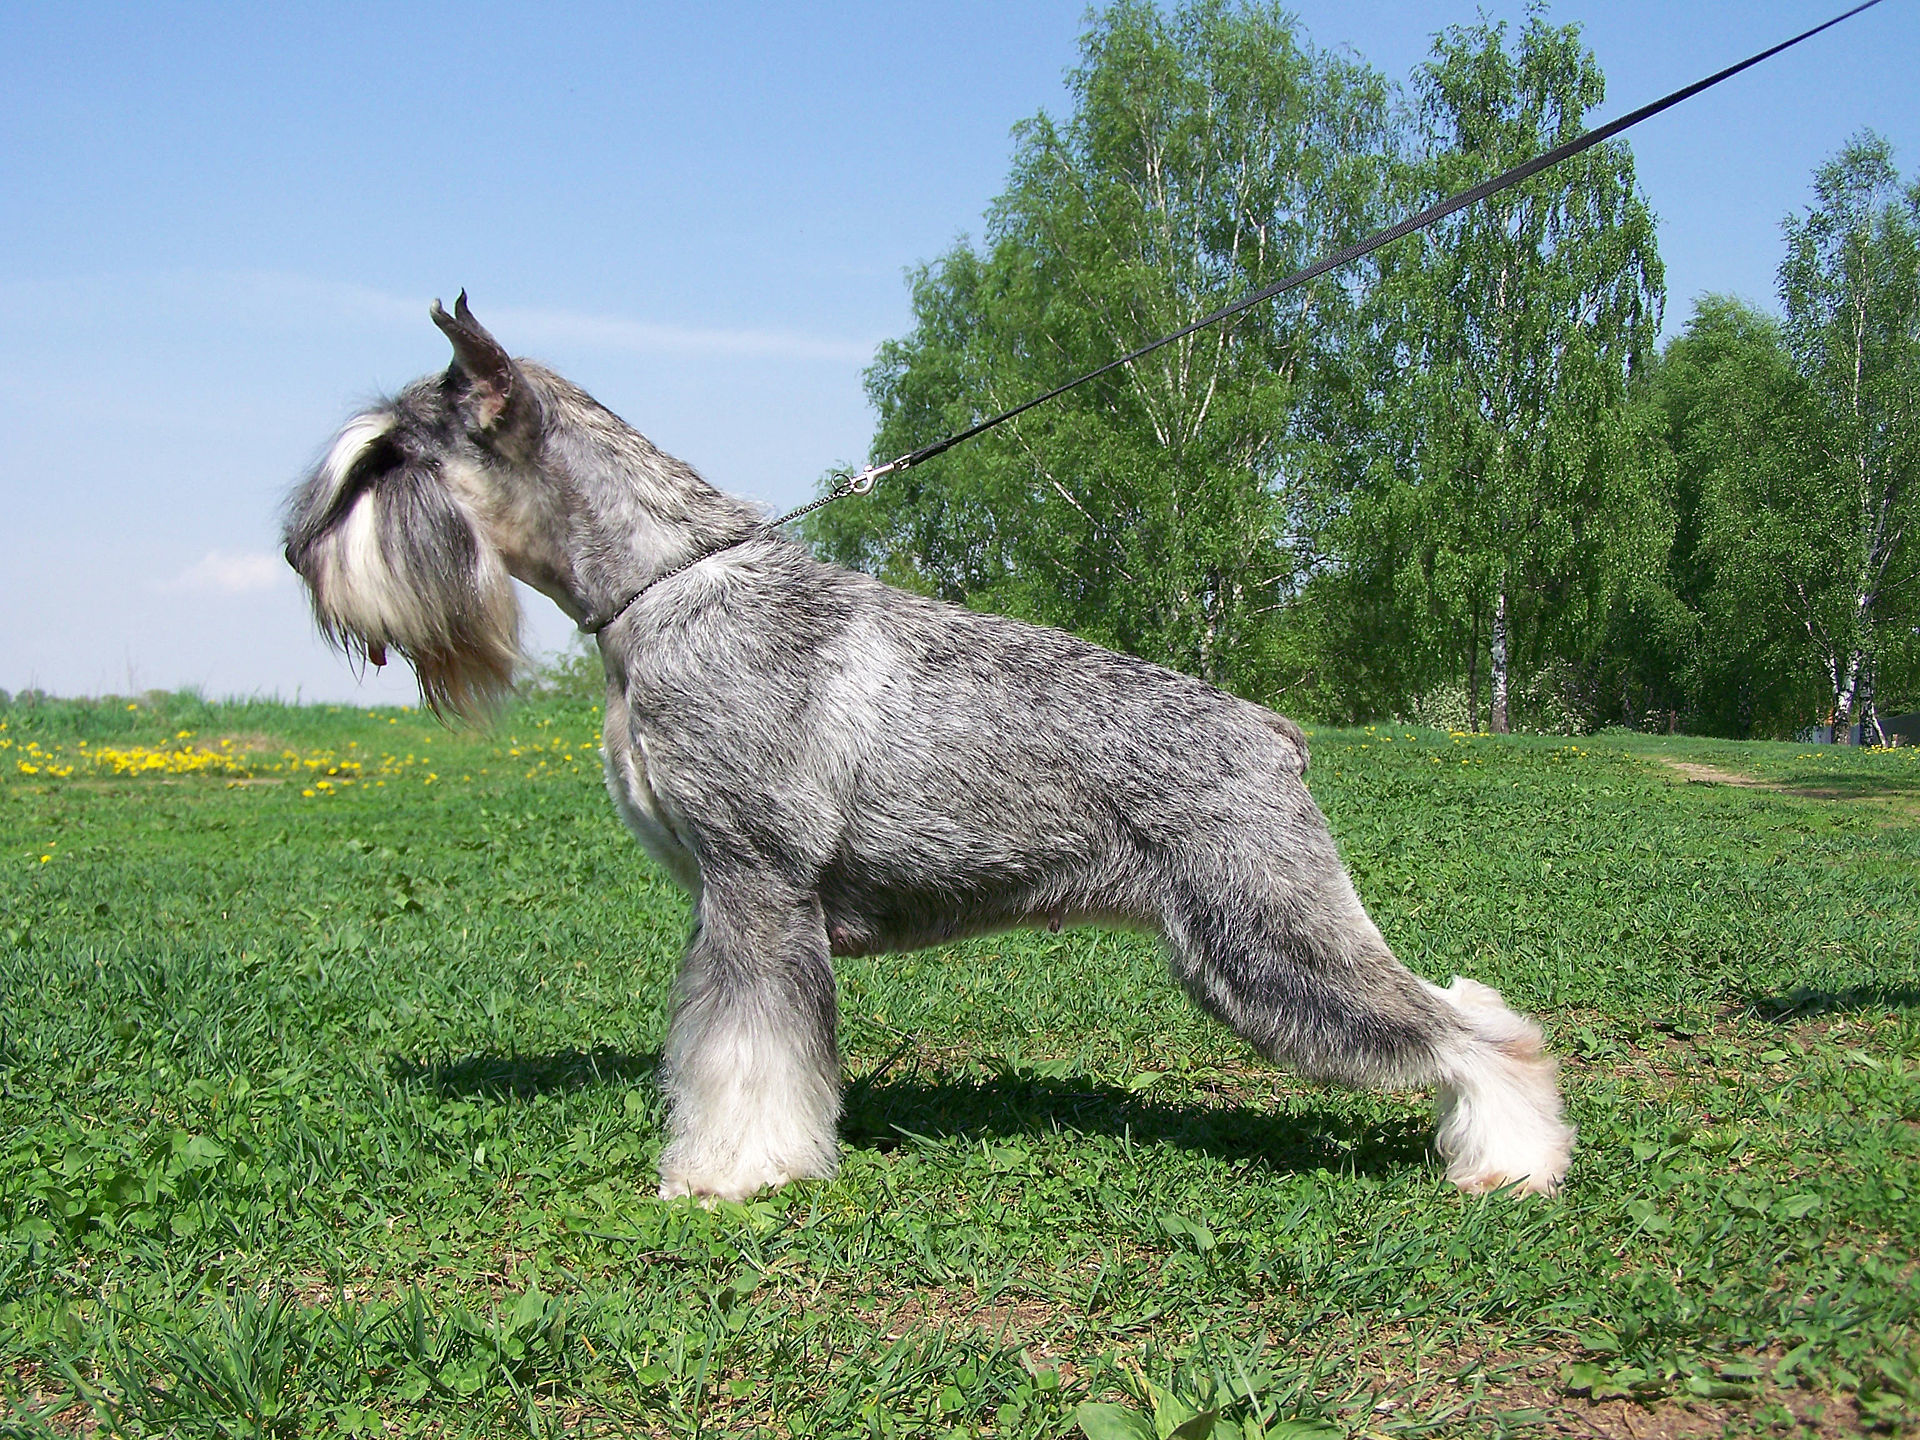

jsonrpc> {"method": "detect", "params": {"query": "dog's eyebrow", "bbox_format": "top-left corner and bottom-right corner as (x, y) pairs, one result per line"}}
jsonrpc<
(314, 430), (406, 533)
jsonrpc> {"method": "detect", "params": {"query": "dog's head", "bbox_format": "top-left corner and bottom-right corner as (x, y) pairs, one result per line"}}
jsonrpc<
(284, 295), (558, 719)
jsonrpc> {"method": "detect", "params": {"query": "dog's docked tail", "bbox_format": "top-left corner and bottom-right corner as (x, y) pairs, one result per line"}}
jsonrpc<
(1256, 708), (1310, 777)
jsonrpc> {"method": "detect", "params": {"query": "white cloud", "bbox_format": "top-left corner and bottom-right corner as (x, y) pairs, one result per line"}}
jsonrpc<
(493, 304), (877, 363)
(0, 270), (878, 364)
(169, 550), (289, 595)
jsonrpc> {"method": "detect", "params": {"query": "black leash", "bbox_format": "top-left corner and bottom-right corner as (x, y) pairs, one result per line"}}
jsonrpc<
(579, 0), (1886, 637)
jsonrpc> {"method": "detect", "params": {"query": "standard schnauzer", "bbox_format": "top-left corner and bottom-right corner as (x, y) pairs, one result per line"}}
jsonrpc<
(284, 296), (1574, 1202)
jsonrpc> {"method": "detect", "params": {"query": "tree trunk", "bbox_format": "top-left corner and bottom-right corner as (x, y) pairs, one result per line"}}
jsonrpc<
(1858, 659), (1880, 745)
(1853, 607), (1881, 744)
(1832, 646), (1864, 744)
(1490, 589), (1511, 734)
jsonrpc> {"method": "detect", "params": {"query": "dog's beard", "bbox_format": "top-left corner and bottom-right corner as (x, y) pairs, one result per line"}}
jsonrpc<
(287, 416), (520, 719)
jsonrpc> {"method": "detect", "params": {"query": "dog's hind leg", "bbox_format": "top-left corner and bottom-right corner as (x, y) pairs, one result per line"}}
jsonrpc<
(656, 873), (841, 1203)
(1160, 824), (1573, 1195)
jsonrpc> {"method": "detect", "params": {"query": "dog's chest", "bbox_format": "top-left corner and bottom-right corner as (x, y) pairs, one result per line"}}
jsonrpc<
(601, 714), (702, 894)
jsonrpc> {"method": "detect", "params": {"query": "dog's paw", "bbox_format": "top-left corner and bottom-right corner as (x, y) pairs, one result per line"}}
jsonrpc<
(1446, 1155), (1569, 1196)
(655, 1120), (840, 1206)
(1432, 978), (1575, 1198)
(657, 1142), (835, 1205)
(657, 1164), (792, 1206)
(1437, 1073), (1575, 1197)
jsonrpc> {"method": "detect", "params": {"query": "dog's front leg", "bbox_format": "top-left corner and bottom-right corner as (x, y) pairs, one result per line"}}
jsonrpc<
(656, 872), (841, 1204)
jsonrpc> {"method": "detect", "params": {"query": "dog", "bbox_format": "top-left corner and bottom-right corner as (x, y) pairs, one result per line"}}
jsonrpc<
(284, 295), (1574, 1202)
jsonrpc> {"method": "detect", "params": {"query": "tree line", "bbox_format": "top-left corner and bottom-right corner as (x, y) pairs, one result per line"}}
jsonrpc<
(806, 0), (1920, 741)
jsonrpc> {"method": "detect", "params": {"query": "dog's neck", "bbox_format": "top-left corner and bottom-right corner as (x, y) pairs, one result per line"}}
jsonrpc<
(519, 392), (766, 630)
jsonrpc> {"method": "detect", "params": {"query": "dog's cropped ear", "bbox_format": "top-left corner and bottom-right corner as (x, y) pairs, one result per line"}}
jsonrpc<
(431, 291), (518, 431)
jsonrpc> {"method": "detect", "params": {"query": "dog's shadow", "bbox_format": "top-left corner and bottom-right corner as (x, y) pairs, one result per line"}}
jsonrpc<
(1745, 982), (1920, 1021)
(392, 1046), (1426, 1179)
(840, 1067), (1430, 1179)
(390, 1045), (661, 1098)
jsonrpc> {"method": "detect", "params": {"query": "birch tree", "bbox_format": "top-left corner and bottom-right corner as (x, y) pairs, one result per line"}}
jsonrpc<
(809, 0), (1392, 699)
(1776, 134), (1920, 741)
(1362, 13), (1665, 732)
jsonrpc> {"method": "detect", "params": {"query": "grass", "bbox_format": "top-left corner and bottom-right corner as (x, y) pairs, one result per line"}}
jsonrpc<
(1, 694), (1916, 1438)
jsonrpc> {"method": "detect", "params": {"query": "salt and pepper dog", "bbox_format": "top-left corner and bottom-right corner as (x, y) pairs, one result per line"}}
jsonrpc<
(284, 296), (1574, 1201)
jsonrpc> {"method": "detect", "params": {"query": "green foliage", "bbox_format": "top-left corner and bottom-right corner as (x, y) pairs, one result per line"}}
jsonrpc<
(522, 634), (606, 705)
(3, 694), (1918, 1434)
(1644, 135), (1920, 740)
(1649, 295), (1822, 735)
(1328, 12), (1668, 732)
(1775, 131), (1920, 733)
(808, 0), (1394, 699)
(797, 4), (1920, 741)
(813, 4), (1684, 731)
(1074, 1362), (1345, 1439)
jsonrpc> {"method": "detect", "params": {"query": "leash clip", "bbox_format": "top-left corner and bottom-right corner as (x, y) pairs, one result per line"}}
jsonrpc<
(844, 453), (907, 496)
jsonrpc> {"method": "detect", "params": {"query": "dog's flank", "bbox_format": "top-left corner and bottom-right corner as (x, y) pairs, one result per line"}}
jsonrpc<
(285, 294), (1574, 1201)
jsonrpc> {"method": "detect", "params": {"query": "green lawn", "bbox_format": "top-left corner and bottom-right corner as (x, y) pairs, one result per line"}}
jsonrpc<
(2, 695), (1916, 1437)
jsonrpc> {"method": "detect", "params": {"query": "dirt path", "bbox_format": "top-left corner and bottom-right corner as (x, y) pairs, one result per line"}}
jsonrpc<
(1656, 758), (1776, 788)
(1651, 754), (1920, 816)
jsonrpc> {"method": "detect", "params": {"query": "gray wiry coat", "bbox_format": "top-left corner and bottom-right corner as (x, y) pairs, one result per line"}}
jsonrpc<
(285, 300), (1573, 1203)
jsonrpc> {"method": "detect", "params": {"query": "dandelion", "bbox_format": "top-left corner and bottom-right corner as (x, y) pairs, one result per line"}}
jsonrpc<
(0, 732), (437, 789)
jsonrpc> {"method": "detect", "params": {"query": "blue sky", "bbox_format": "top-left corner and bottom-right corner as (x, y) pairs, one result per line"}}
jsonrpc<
(3, 1), (1915, 703)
